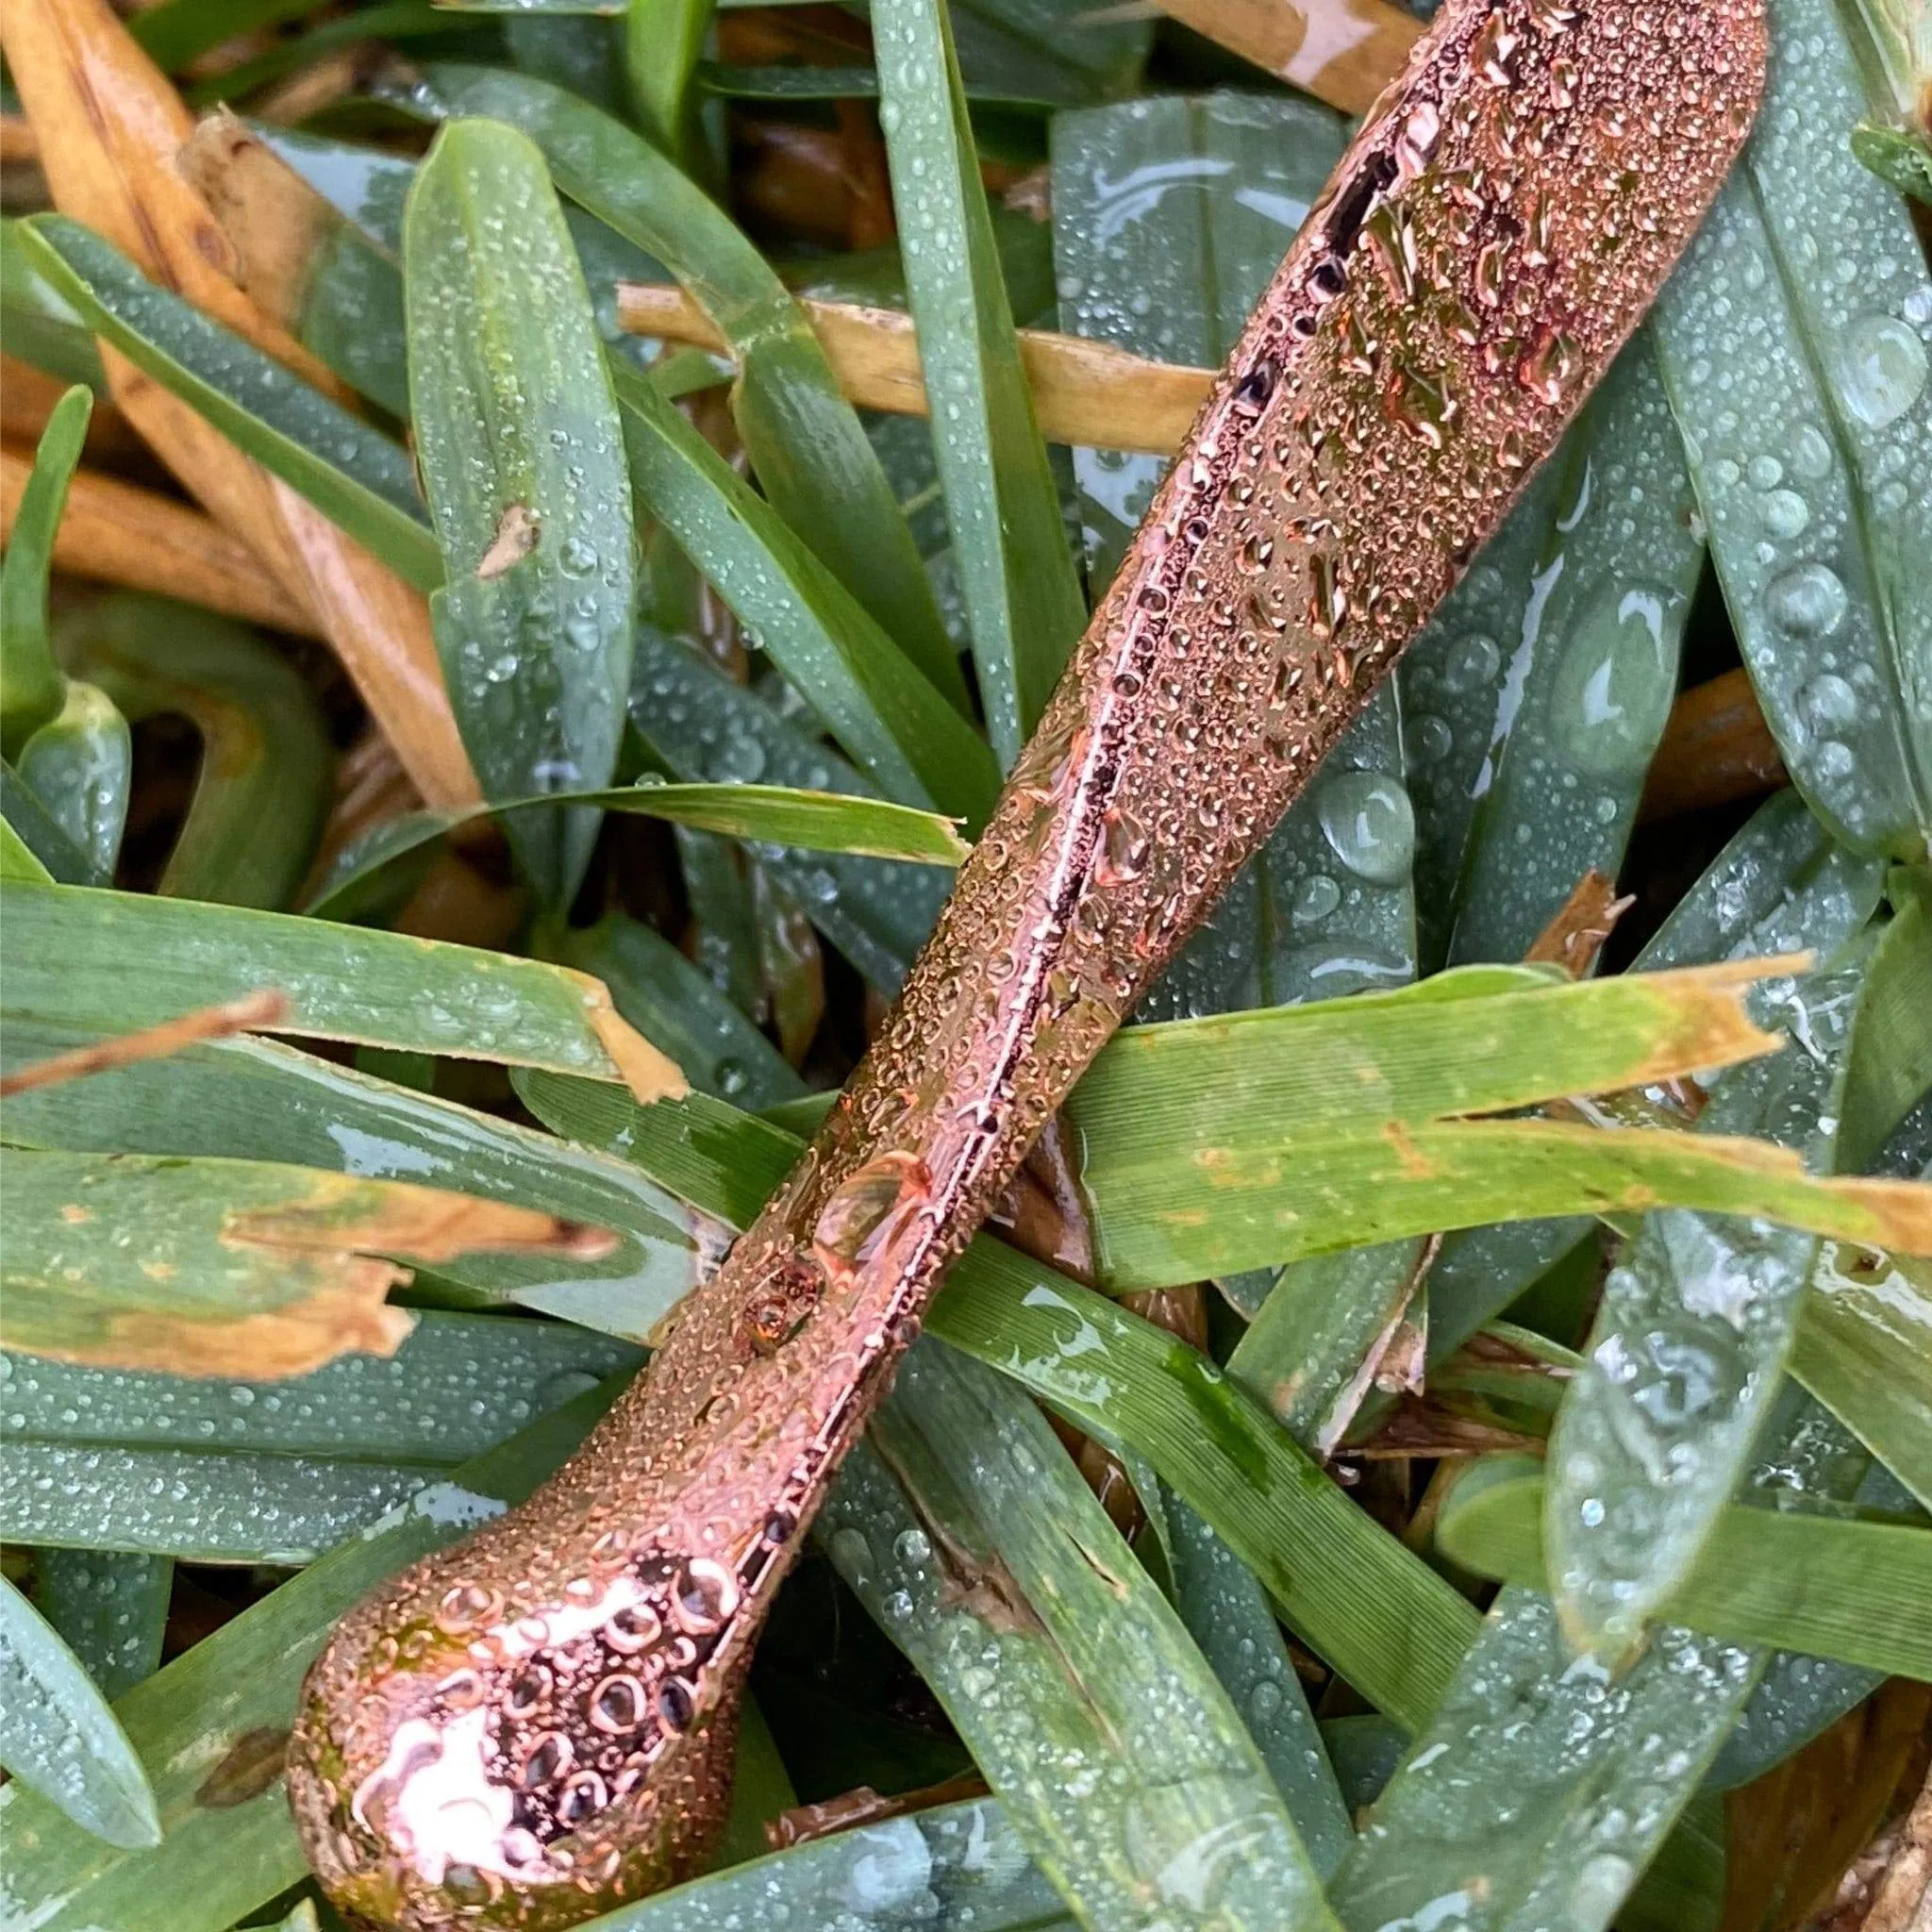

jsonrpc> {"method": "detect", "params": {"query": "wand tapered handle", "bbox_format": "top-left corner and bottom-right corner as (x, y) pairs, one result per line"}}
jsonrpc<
(291, 2), (1768, 1924)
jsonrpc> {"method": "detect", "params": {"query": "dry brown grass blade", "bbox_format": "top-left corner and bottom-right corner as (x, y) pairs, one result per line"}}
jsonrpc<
(1524, 869), (1637, 977)
(616, 280), (1214, 455)
(0, 441), (318, 634)
(0, 990), (291, 1098)
(0, 0), (479, 809)
(1641, 666), (1789, 823)
(1152, 0), (1424, 116)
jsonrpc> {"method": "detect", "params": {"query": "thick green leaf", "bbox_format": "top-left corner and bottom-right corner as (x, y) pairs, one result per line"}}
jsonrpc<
(69, 595), (331, 910)
(0, 1573), (159, 1850)
(0, 384), (91, 757)
(31, 1554), (171, 1704)
(1, 1312), (639, 1562)
(405, 118), (639, 900)
(824, 1342), (1341, 1932)
(1441, 1465), (1932, 1678)
(1, 761), (96, 887)
(1652, 0), (1932, 858)
(874, 0), (1088, 762)
(1, 1018), (715, 1346)
(0, 882), (686, 1096)
(546, 909), (808, 1108)
(15, 219), (441, 593)
(395, 61), (968, 708)
(612, 361), (1000, 823)
(1839, 874), (1932, 1172)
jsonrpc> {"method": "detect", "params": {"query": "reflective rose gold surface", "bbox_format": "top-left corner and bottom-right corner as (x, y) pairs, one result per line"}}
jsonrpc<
(289, 1), (1769, 1923)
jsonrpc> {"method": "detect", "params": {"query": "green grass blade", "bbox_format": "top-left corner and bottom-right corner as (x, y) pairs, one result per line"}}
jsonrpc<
(1164, 1493), (1352, 1876)
(0, 881), (685, 1094)
(625, 0), (714, 164)
(31, 1553), (171, 1703)
(824, 1343), (1341, 1932)
(129, 0), (325, 71)
(0, 220), (108, 393)
(73, 595), (333, 910)
(2, 1313), (639, 1562)
(397, 61), (968, 706)
(628, 626), (951, 989)
(0, 1387), (615, 1932)
(1653, 0), (1932, 858)
(580, 1793), (1070, 1930)
(15, 219), (441, 593)
(405, 118), (639, 901)
(1441, 1465), (1932, 1678)
(545, 909), (808, 1108)
(0, 384), (91, 757)
(0, 1024), (716, 1336)
(1330, 1587), (1756, 1932)
(874, 0), (1088, 762)
(1793, 1241), (1932, 1510)
(0, 1573), (160, 1850)
(612, 362), (1000, 822)
(1442, 337), (1701, 963)
(1, 760), (95, 886)
(1839, 872), (1932, 1171)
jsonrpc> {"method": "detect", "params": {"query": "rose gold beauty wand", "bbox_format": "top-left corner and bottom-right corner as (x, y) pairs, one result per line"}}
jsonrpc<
(290, 1), (1769, 1922)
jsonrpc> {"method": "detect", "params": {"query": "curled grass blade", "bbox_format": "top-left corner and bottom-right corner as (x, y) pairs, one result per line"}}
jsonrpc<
(71, 594), (333, 910)
(874, 0), (1087, 763)
(10, 681), (130, 887)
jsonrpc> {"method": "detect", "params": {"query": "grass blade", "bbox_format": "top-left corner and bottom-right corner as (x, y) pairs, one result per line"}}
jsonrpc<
(3, 1312), (640, 1560)
(0, 1572), (160, 1849)
(72, 595), (333, 910)
(397, 61), (969, 708)
(874, 0), (1087, 762)
(625, 0), (714, 165)
(546, 909), (808, 1108)
(16, 217), (442, 594)
(0, 1146), (612, 1378)
(1441, 1463), (1932, 1679)
(627, 626), (951, 989)
(11, 682), (131, 887)
(1652, 0), (1932, 858)
(823, 1342), (1341, 1932)
(0, 882), (687, 1099)
(612, 361), (1000, 822)
(0, 383), (92, 755)
(1, 1024), (718, 1337)
(406, 118), (639, 901)
(31, 1553), (171, 1702)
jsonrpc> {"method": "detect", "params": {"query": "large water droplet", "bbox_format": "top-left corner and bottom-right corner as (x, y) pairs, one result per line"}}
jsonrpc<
(1317, 772), (1416, 886)
(1441, 632), (1501, 693)
(1762, 563), (1848, 640)
(1832, 314), (1928, 429)
(1798, 672), (1859, 732)
(1759, 488), (1808, 539)
(1551, 582), (1679, 778)
(811, 1153), (929, 1281)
